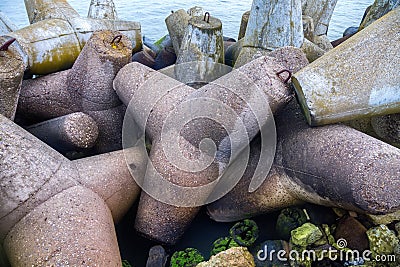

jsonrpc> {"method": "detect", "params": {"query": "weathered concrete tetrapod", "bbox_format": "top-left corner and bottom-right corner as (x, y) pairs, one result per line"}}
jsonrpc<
(302, 0), (338, 36)
(224, 38), (244, 67)
(177, 14), (224, 65)
(88, 0), (118, 20)
(300, 38), (327, 62)
(132, 49), (156, 69)
(2, 0), (141, 75)
(26, 112), (99, 153)
(165, 9), (191, 56)
(24, 0), (80, 23)
(359, 0), (400, 30)
(0, 37), (24, 120)
(0, 114), (143, 265)
(302, 15), (315, 41)
(154, 46), (177, 70)
(235, 0), (303, 67)
(371, 113), (400, 147)
(348, 114), (400, 148)
(113, 47), (308, 244)
(207, 100), (400, 221)
(237, 10), (250, 40)
(0, 12), (17, 35)
(17, 30), (132, 153)
(207, 138), (304, 222)
(176, 14), (225, 83)
(187, 6), (204, 17)
(292, 7), (400, 126)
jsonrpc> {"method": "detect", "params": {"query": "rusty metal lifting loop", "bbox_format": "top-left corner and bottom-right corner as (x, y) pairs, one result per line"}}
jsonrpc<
(203, 12), (210, 23)
(111, 35), (123, 46)
(0, 38), (17, 52)
(276, 69), (292, 83)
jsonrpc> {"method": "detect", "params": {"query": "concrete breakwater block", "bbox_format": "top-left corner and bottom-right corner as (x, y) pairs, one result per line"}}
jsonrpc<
(18, 70), (78, 120)
(0, 37), (24, 120)
(207, 141), (303, 222)
(0, 12), (17, 35)
(346, 114), (400, 148)
(88, 0), (118, 20)
(302, 0), (338, 36)
(176, 13), (225, 82)
(17, 30), (132, 153)
(177, 13), (224, 65)
(208, 100), (400, 222)
(26, 112), (99, 153)
(0, 114), (144, 265)
(2, 0), (141, 75)
(359, 0), (400, 30)
(293, 7), (400, 126)
(371, 113), (400, 147)
(244, 0), (303, 50)
(4, 186), (121, 266)
(165, 6), (207, 57)
(165, 9), (191, 56)
(113, 47), (308, 244)
(237, 10), (250, 40)
(276, 100), (400, 214)
(24, 0), (80, 23)
(235, 0), (303, 68)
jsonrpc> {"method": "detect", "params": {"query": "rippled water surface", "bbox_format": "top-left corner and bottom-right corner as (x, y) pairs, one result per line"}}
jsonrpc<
(1, 0), (372, 41)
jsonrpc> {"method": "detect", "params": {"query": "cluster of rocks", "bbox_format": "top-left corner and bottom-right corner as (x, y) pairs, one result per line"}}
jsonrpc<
(0, 0), (399, 266)
(152, 208), (400, 267)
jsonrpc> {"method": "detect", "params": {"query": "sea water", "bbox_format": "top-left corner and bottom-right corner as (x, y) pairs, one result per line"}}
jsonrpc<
(0, 0), (372, 41)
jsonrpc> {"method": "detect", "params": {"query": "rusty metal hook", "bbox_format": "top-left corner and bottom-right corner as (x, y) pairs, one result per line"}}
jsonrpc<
(0, 38), (16, 51)
(276, 69), (292, 83)
(203, 12), (210, 23)
(111, 35), (122, 46)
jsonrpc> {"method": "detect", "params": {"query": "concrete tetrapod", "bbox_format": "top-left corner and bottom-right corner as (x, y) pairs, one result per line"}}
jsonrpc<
(347, 114), (400, 148)
(207, 100), (400, 222)
(24, 0), (80, 23)
(2, 0), (141, 75)
(88, 0), (118, 20)
(113, 47), (308, 244)
(0, 37), (24, 120)
(176, 14), (225, 83)
(235, 0), (303, 67)
(359, 0), (400, 30)
(187, 6), (204, 17)
(371, 113), (400, 147)
(17, 30), (132, 153)
(26, 112), (99, 153)
(0, 12), (17, 35)
(177, 14), (224, 65)
(293, 7), (400, 126)
(0, 114), (143, 266)
(165, 9), (191, 56)
(237, 10), (250, 40)
(302, 0), (338, 36)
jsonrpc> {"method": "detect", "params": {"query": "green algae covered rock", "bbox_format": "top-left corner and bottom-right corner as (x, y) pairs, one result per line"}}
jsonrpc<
(366, 224), (399, 266)
(230, 219), (259, 247)
(367, 225), (399, 257)
(210, 237), (240, 256)
(122, 259), (132, 267)
(276, 207), (308, 240)
(290, 223), (324, 247)
(170, 248), (205, 267)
